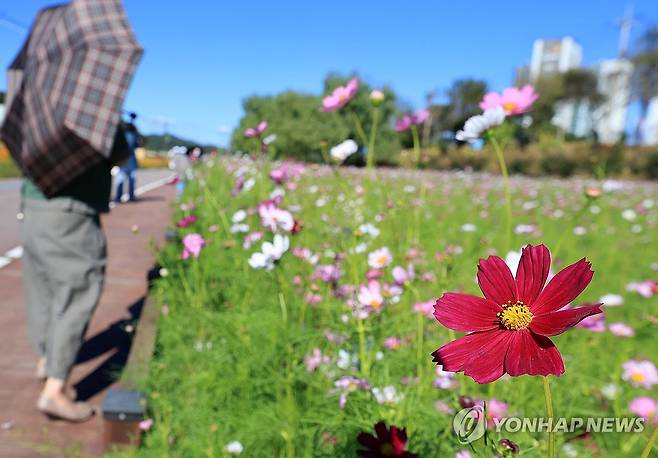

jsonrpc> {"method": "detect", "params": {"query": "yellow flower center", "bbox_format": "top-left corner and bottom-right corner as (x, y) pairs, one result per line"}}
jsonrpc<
(497, 301), (533, 330)
(379, 444), (394, 456)
(370, 299), (382, 310)
(631, 372), (647, 383)
(502, 101), (518, 113)
(377, 255), (389, 265)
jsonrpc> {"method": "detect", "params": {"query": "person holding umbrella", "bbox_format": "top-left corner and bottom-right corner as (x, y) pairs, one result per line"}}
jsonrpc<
(1, 0), (142, 422)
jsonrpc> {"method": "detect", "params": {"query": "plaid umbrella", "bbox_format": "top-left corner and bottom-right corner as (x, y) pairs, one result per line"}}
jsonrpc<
(0, 0), (143, 197)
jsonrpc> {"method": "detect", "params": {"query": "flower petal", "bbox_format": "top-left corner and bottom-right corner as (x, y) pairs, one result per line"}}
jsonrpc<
(463, 330), (515, 383)
(505, 330), (564, 377)
(433, 293), (501, 332)
(531, 258), (594, 314)
(515, 244), (551, 305)
(433, 329), (513, 384)
(530, 303), (603, 336)
(477, 256), (517, 305)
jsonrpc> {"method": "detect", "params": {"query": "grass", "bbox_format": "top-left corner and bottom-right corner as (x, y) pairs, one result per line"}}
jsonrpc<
(112, 158), (657, 457)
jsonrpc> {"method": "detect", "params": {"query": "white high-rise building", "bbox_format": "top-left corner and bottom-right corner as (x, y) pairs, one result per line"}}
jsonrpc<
(593, 59), (634, 144)
(642, 97), (658, 146)
(529, 37), (582, 81)
(0, 103), (5, 124)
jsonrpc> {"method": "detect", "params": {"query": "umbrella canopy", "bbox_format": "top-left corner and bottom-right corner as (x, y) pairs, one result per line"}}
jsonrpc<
(0, 0), (142, 197)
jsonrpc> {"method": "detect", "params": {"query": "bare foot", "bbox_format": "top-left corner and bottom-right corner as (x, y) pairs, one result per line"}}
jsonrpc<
(37, 391), (94, 423)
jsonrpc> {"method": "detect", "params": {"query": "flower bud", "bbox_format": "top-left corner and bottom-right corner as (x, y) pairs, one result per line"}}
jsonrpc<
(499, 438), (520, 454)
(369, 89), (385, 105)
(459, 395), (475, 409)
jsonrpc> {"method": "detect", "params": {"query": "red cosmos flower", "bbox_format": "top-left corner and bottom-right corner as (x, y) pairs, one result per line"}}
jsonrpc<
(432, 244), (602, 384)
(357, 422), (417, 458)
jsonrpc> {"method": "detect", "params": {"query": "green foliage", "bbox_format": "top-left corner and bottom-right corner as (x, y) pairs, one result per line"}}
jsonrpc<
(231, 75), (401, 164)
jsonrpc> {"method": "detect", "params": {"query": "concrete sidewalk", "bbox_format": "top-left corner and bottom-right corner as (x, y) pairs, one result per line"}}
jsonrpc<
(0, 183), (175, 458)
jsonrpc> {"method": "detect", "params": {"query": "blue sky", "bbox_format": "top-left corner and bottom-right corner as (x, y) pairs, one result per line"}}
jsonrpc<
(1, 0), (657, 146)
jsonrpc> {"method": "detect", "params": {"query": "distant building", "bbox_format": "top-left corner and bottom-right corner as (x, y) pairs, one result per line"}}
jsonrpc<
(593, 59), (633, 144)
(552, 100), (594, 138)
(642, 97), (658, 146)
(529, 37), (582, 81)
(0, 103), (5, 125)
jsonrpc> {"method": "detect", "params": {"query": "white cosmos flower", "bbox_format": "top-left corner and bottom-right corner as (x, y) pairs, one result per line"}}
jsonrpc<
(259, 203), (294, 232)
(600, 293), (624, 306)
(232, 209), (247, 223)
(330, 139), (358, 162)
(225, 441), (244, 455)
(248, 235), (290, 271)
(456, 107), (506, 142)
(230, 223), (250, 234)
(372, 385), (404, 405)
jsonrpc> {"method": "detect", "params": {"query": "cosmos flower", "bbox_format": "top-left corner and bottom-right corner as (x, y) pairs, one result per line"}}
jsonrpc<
(622, 360), (658, 389)
(600, 293), (624, 306)
(259, 203), (294, 232)
(369, 89), (385, 104)
(176, 214), (197, 228)
(225, 441), (244, 455)
(322, 78), (359, 112)
(455, 107), (506, 142)
(357, 422), (417, 458)
(181, 233), (206, 260)
(330, 139), (359, 162)
(609, 322), (634, 337)
(392, 264), (415, 286)
(432, 244), (601, 383)
(629, 397), (658, 424)
(395, 109), (430, 132)
(368, 247), (393, 269)
(248, 234), (290, 270)
(358, 281), (384, 312)
(479, 85), (539, 115)
(371, 385), (404, 405)
(244, 121), (268, 138)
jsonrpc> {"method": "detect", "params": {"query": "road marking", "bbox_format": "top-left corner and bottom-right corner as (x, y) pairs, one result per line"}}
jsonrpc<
(116, 174), (175, 202)
(0, 173), (175, 270)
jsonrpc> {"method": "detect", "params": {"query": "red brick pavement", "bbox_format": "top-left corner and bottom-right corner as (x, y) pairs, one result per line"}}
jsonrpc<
(0, 184), (174, 457)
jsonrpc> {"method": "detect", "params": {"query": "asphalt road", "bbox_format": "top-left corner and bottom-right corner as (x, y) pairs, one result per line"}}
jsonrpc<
(0, 168), (173, 264)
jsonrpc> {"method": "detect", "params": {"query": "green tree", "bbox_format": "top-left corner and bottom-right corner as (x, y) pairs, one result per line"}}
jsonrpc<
(231, 74), (400, 164)
(445, 79), (488, 131)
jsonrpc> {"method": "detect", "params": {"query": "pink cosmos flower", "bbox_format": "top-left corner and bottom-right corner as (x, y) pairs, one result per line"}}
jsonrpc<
(139, 418), (154, 431)
(384, 336), (403, 350)
(629, 397), (658, 424)
(243, 231), (263, 249)
(433, 365), (457, 389)
(334, 376), (369, 409)
(413, 300), (435, 318)
(622, 360), (658, 389)
(609, 322), (635, 337)
(626, 280), (657, 298)
(181, 233), (206, 260)
(392, 264), (415, 286)
(479, 85), (538, 115)
(322, 78), (359, 112)
(358, 280), (384, 312)
(395, 109), (430, 132)
(305, 348), (330, 372)
(368, 247), (393, 269)
(312, 265), (342, 283)
(474, 399), (509, 428)
(244, 121), (268, 138)
(576, 311), (606, 332)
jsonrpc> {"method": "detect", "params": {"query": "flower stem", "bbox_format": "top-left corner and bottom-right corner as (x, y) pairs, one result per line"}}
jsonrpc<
(350, 111), (368, 145)
(641, 425), (658, 458)
(411, 124), (421, 167)
(367, 107), (380, 175)
(490, 135), (512, 253)
(542, 376), (555, 458)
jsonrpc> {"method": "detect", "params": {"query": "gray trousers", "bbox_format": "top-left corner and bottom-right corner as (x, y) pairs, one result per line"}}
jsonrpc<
(21, 198), (107, 381)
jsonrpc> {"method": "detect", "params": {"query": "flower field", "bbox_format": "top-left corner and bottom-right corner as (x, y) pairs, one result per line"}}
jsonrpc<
(114, 157), (658, 457)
